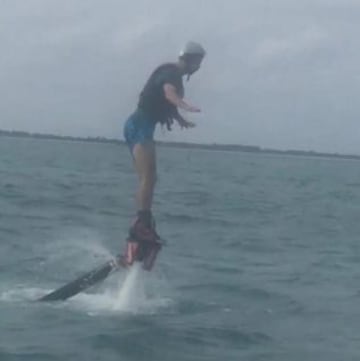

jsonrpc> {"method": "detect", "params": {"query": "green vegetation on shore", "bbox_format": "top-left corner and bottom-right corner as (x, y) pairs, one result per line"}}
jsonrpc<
(1, 129), (359, 160)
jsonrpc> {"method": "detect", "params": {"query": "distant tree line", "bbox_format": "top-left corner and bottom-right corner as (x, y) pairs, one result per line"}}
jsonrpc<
(1, 129), (359, 160)
(0, 129), (123, 145)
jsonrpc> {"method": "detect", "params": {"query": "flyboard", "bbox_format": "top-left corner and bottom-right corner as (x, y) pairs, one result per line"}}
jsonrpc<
(38, 238), (162, 302)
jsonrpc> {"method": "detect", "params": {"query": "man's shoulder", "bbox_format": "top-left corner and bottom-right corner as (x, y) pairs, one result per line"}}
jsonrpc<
(152, 63), (182, 80)
(155, 62), (179, 72)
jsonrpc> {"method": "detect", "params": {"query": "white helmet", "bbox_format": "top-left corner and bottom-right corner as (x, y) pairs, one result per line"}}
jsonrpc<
(179, 41), (206, 58)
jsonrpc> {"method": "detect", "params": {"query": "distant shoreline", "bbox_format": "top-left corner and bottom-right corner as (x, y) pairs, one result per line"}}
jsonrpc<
(1, 129), (359, 161)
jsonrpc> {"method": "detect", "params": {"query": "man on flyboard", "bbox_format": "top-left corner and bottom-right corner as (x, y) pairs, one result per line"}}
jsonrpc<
(123, 41), (206, 270)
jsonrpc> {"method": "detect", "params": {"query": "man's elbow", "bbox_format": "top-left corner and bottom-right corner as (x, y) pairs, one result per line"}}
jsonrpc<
(164, 84), (176, 102)
(164, 90), (172, 102)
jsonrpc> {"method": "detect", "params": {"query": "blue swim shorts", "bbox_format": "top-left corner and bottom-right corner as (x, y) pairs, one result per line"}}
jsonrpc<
(123, 109), (156, 152)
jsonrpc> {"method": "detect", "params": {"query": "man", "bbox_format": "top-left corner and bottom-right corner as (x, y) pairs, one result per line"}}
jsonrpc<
(123, 41), (206, 269)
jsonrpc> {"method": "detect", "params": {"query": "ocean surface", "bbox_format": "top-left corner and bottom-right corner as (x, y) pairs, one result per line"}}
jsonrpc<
(1, 136), (360, 361)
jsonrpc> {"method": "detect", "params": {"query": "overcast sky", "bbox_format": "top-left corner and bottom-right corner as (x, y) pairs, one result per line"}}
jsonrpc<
(0, 0), (359, 154)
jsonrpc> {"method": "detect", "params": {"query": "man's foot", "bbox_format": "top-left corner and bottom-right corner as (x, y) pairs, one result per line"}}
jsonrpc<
(129, 216), (160, 243)
(141, 240), (162, 271)
(124, 239), (140, 266)
(123, 213), (162, 270)
(124, 237), (162, 270)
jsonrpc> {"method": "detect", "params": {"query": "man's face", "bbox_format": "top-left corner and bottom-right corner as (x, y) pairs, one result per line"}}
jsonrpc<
(185, 55), (204, 75)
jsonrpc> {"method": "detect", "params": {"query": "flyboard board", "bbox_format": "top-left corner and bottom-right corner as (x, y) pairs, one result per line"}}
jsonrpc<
(38, 239), (162, 302)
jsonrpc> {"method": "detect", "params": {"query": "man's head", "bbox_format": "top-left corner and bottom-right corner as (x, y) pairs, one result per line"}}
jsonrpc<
(178, 41), (206, 79)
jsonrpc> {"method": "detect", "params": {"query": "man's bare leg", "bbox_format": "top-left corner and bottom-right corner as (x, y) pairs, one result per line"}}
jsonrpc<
(132, 141), (157, 213)
(125, 141), (160, 267)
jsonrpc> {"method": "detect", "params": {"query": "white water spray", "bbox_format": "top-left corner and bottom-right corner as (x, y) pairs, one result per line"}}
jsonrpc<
(112, 262), (146, 312)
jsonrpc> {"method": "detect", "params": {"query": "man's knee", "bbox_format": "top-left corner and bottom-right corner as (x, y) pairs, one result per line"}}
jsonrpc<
(141, 172), (157, 188)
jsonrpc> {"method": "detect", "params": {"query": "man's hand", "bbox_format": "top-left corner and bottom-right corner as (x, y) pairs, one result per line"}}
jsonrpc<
(180, 120), (196, 129)
(164, 84), (201, 113)
(184, 104), (201, 113)
(176, 115), (196, 129)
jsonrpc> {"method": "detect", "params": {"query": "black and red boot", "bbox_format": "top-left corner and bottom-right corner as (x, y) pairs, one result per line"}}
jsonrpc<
(124, 211), (162, 270)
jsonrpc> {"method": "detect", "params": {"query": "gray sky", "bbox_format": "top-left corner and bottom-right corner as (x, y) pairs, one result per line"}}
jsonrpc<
(1, 0), (359, 154)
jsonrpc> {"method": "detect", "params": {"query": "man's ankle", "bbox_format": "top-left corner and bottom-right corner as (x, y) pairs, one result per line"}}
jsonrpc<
(137, 210), (152, 228)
